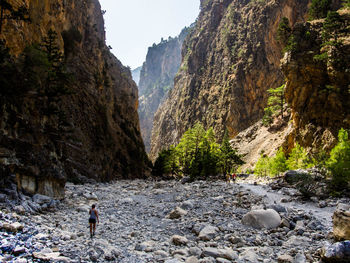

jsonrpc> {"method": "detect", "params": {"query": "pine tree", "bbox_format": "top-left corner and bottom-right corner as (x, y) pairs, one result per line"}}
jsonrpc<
(219, 131), (244, 175)
(322, 11), (343, 42)
(262, 84), (285, 126)
(309, 0), (332, 19)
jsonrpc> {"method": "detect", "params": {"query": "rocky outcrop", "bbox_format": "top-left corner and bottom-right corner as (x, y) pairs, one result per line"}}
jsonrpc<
(150, 0), (310, 160)
(138, 27), (190, 152)
(0, 0), (148, 198)
(281, 8), (350, 152)
(333, 203), (350, 241)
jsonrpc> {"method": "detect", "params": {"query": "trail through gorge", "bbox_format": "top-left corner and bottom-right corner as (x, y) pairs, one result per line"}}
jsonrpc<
(1, 179), (348, 263)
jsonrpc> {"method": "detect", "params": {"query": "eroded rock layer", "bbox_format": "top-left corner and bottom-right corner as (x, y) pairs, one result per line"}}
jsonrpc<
(0, 0), (148, 198)
(150, 0), (310, 160)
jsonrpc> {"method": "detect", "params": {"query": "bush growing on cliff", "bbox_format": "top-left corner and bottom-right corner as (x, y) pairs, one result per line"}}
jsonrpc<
(326, 128), (350, 191)
(309, 0), (332, 19)
(277, 17), (291, 47)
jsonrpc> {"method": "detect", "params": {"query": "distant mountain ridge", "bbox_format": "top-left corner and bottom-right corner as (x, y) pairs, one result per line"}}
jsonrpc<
(138, 26), (192, 153)
(132, 66), (142, 86)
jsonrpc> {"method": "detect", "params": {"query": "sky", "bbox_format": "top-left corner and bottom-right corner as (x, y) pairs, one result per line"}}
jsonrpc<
(99, 0), (200, 69)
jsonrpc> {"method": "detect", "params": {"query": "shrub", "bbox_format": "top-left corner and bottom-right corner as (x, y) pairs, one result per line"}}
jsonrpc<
(326, 129), (350, 191)
(286, 143), (313, 170)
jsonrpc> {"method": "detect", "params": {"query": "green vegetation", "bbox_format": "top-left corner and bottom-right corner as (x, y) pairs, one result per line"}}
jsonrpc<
(322, 11), (344, 42)
(277, 17), (291, 47)
(255, 144), (313, 177)
(309, 0), (332, 19)
(152, 123), (244, 179)
(0, 29), (73, 113)
(255, 129), (350, 192)
(326, 129), (350, 191)
(262, 84), (285, 126)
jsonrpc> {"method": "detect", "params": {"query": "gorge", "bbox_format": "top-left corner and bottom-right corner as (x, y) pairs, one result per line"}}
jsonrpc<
(0, 0), (350, 262)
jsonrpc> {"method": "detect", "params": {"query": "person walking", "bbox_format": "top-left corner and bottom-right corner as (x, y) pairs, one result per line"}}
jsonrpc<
(232, 173), (237, 183)
(89, 204), (99, 238)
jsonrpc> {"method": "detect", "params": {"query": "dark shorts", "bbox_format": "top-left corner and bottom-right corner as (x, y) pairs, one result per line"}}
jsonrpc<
(89, 218), (96, 224)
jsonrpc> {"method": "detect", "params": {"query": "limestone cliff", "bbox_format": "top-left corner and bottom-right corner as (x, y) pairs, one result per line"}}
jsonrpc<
(132, 66), (142, 86)
(150, 0), (310, 160)
(138, 27), (189, 152)
(281, 8), (350, 152)
(0, 0), (148, 199)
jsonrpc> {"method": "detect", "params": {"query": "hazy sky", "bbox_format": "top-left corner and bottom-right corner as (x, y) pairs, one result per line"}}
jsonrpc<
(99, 0), (200, 69)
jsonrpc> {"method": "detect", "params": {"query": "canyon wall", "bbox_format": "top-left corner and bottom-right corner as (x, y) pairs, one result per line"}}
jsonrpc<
(0, 0), (149, 198)
(150, 0), (310, 160)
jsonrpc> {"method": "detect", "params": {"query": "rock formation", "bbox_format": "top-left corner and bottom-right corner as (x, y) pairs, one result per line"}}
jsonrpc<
(0, 0), (148, 198)
(281, 8), (350, 152)
(138, 27), (189, 152)
(131, 66), (142, 86)
(150, 0), (310, 160)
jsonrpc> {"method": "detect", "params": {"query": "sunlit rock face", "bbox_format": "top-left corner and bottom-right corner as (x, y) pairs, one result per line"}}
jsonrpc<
(0, 0), (149, 198)
(281, 14), (350, 151)
(138, 27), (190, 153)
(150, 0), (310, 160)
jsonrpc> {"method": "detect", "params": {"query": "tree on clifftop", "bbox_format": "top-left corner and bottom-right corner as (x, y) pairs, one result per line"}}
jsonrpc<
(309, 0), (332, 19)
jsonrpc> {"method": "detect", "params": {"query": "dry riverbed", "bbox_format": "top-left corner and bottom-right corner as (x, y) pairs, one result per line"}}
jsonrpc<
(0, 179), (348, 262)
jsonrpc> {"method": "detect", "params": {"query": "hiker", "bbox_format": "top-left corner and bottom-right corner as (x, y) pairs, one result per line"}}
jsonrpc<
(226, 173), (231, 184)
(89, 204), (99, 238)
(232, 173), (237, 183)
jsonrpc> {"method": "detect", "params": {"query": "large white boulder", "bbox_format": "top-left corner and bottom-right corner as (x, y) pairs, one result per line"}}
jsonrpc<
(242, 209), (281, 229)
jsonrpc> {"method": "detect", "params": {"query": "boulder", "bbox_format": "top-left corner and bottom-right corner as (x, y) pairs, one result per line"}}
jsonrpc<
(198, 225), (219, 241)
(168, 207), (187, 219)
(32, 194), (52, 205)
(2, 222), (23, 232)
(333, 203), (350, 241)
(321, 241), (350, 263)
(171, 235), (189, 246)
(277, 254), (293, 263)
(242, 209), (281, 229)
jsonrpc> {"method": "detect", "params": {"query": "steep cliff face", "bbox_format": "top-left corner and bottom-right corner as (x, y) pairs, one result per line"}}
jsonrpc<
(150, 0), (310, 160)
(281, 8), (350, 151)
(0, 0), (148, 198)
(132, 66), (142, 86)
(138, 27), (189, 152)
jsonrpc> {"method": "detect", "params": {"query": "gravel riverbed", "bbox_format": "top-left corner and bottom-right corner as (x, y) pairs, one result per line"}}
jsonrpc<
(0, 179), (348, 262)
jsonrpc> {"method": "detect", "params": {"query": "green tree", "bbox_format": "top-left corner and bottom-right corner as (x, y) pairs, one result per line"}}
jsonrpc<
(255, 152), (270, 177)
(322, 11), (343, 42)
(262, 84), (285, 126)
(152, 147), (178, 177)
(309, 0), (332, 19)
(326, 128), (350, 191)
(286, 143), (312, 170)
(219, 131), (244, 175)
(269, 148), (287, 176)
(277, 17), (291, 47)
